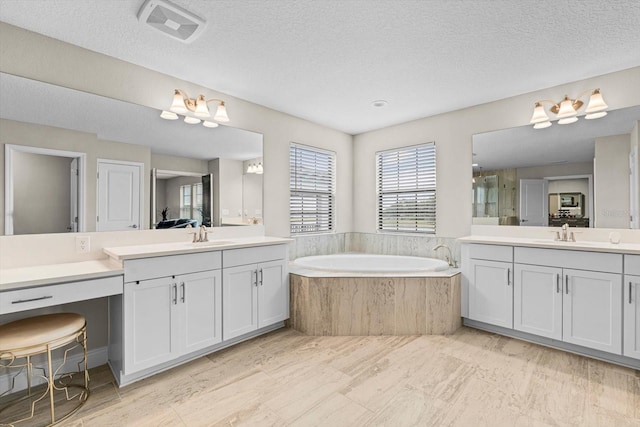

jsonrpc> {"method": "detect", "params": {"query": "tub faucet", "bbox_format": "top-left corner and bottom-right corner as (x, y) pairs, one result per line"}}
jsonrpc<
(433, 244), (457, 268)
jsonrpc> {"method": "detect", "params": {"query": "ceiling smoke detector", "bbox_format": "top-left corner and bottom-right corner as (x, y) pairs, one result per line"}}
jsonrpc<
(137, 0), (206, 43)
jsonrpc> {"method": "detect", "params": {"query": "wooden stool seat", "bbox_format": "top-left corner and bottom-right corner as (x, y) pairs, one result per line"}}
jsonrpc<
(0, 313), (86, 358)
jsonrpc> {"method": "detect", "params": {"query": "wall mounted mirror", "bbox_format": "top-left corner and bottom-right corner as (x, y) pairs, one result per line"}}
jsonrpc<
(472, 105), (640, 229)
(0, 72), (263, 235)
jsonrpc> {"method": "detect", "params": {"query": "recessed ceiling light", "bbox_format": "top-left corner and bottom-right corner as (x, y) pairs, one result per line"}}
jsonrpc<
(372, 100), (388, 108)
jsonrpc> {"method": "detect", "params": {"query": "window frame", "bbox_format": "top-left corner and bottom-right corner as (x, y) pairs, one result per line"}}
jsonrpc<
(289, 142), (336, 236)
(376, 142), (436, 234)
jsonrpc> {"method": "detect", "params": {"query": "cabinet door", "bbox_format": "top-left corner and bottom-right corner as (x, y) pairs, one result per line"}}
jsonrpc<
(257, 259), (288, 327)
(223, 264), (258, 340)
(563, 269), (622, 354)
(180, 270), (222, 355)
(623, 275), (640, 359)
(124, 277), (179, 374)
(514, 264), (563, 340)
(468, 259), (513, 328)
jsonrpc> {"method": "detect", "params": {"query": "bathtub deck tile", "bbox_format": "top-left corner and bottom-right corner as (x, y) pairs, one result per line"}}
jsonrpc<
(394, 278), (427, 335)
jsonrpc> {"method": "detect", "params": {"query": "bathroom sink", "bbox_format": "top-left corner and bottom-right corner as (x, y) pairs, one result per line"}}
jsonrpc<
(188, 240), (234, 247)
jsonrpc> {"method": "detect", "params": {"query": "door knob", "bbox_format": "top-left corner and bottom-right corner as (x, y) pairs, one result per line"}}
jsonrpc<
(129, 224), (138, 228)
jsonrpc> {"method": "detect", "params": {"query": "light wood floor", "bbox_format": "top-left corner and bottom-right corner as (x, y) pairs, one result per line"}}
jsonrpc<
(22, 327), (640, 426)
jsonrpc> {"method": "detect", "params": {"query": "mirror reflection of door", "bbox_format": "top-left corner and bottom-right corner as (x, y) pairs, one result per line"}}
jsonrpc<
(519, 179), (548, 226)
(96, 159), (143, 231)
(4, 144), (85, 235)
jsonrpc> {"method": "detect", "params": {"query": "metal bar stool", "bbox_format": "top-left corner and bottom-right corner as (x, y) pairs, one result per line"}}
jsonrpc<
(0, 313), (90, 426)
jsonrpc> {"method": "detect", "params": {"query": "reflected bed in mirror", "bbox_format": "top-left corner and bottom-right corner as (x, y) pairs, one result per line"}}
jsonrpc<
(0, 72), (263, 235)
(472, 105), (640, 229)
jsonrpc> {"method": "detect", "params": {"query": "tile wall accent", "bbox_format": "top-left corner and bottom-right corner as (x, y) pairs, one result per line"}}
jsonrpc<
(290, 232), (461, 265)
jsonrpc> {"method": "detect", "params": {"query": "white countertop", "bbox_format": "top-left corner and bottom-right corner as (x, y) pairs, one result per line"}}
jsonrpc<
(104, 236), (293, 261)
(0, 259), (123, 291)
(459, 235), (640, 255)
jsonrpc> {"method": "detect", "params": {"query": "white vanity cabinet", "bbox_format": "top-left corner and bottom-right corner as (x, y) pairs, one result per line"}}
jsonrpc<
(222, 245), (288, 340)
(467, 244), (513, 328)
(122, 251), (222, 375)
(513, 264), (562, 340)
(624, 255), (640, 359)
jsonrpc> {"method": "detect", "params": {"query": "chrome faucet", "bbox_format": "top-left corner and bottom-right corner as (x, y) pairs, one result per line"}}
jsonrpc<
(554, 223), (576, 242)
(186, 224), (208, 242)
(433, 243), (457, 268)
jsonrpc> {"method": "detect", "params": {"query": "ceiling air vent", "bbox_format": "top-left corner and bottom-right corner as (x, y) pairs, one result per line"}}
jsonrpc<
(137, 0), (206, 43)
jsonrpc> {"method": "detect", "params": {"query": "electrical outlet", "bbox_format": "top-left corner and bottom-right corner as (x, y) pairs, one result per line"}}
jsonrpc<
(76, 236), (90, 253)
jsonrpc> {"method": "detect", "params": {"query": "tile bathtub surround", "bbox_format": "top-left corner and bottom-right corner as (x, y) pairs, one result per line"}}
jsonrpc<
(289, 274), (461, 336)
(290, 232), (460, 264)
(26, 327), (640, 426)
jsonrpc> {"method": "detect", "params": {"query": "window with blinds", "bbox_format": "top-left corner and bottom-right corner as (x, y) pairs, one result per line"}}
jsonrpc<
(290, 143), (336, 235)
(377, 143), (436, 233)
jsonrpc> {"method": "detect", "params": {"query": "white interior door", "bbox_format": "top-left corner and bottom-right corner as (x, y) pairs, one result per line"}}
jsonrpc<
(519, 179), (548, 226)
(97, 160), (143, 231)
(630, 147), (639, 229)
(69, 158), (79, 232)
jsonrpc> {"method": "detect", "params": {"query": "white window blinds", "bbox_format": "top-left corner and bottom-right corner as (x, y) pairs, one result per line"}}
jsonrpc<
(377, 143), (436, 233)
(290, 143), (335, 235)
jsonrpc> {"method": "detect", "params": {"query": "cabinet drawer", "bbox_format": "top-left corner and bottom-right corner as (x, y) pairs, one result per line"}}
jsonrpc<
(124, 251), (221, 282)
(1, 276), (123, 315)
(223, 244), (288, 268)
(514, 247), (622, 273)
(468, 244), (512, 262)
(625, 255), (640, 275)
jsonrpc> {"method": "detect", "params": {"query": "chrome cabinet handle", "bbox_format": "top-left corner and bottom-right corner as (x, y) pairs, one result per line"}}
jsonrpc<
(556, 274), (560, 293)
(506, 268), (510, 286)
(173, 284), (177, 304)
(565, 275), (569, 294)
(253, 270), (258, 287)
(180, 282), (185, 303)
(129, 224), (138, 228)
(259, 268), (264, 286)
(630, 282), (634, 304)
(12, 295), (53, 304)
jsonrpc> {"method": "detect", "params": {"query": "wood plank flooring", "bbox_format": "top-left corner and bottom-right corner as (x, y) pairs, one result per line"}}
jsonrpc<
(19, 327), (640, 426)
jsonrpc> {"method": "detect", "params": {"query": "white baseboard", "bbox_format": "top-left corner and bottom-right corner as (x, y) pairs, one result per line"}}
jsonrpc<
(0, 346), (108, 395)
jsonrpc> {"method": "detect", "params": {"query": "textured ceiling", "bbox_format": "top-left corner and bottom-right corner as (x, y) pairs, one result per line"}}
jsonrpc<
(1, 0), (639, 134)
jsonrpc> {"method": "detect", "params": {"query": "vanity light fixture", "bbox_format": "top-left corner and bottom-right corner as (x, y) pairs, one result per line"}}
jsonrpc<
(246, 162), (264, 174)
(529, 89), (608, 129)
(160, 89), (230, 128)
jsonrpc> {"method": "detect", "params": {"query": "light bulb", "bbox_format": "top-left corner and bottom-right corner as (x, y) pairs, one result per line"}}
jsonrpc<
(160, 110), (178, 120)
(194, 95), (210, 118)
(184, 116), (201, 124)
(170, 90), (188, 114)
(213, 102), (230, 122)
(529, 103), (549, 124)
(533, 121), (552, 129)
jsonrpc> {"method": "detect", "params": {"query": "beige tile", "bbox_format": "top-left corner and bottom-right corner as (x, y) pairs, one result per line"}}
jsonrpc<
(394, 278), (427, 335)
(289, 393), (374, 427)
(210, 403), (285, 427)
(366, 387), (448, 426)
(588, 358), (640, 418)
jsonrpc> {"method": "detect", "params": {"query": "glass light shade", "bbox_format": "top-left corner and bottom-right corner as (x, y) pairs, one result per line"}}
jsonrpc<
(213, 102), (230, 122)
(255, 163), (263, 174)
(184, 116), (201, 124)
(170, 91), (188, 114)
(160, 110), (178, 120)
(533, 121), (552, 129)
(585, 111), (607, 120)
(247, 164), (256, 173)
(529, 103), (549, 124)
(558, 116), (578, 125)
(556, 97), (577, 119)
(194, 95), (211, 118)
(202, 121), (219, 128)
(585, 90), (608, 113)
